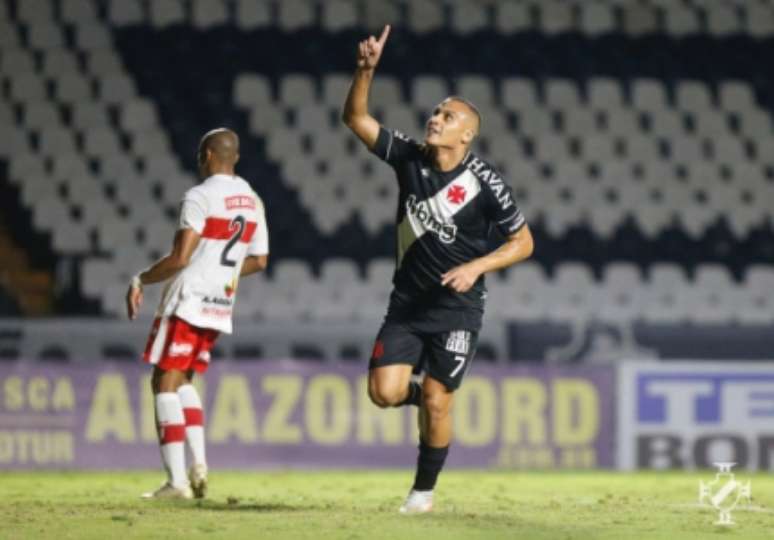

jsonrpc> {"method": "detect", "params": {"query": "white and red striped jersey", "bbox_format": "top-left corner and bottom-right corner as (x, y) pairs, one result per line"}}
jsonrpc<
(155, 173), (269, 334)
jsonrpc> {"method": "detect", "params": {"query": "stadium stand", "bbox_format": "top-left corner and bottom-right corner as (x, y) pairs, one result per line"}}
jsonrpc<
(1, 0), (773, 341)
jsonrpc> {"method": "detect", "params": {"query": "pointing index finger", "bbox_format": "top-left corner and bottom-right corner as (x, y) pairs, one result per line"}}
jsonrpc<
(377, 24), (391, 46)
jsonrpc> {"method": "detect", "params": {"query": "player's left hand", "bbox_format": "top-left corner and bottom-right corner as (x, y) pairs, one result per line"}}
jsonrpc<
(441, 262), (483, 293)
(126, 283), (143, 320)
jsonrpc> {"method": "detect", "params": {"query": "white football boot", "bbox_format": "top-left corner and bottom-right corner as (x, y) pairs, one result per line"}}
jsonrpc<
(188, 463), (208, 499)
(399, 489), (433, 514)
(141, 482), (193, 500)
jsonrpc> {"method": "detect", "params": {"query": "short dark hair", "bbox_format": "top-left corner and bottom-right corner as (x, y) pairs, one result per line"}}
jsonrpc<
(446, 95), (482, 134)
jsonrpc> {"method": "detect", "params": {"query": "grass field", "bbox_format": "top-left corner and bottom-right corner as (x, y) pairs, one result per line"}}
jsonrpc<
(1, 471), (772, 539)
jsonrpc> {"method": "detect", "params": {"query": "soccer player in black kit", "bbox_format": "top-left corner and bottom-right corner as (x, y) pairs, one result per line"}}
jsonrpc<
(343, 26), (535, 513)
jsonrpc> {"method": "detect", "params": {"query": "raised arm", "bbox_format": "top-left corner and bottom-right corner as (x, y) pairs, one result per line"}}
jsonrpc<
(342, 25), (390, 150)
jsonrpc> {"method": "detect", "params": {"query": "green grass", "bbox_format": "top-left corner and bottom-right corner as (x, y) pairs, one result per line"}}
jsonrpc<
(0, 471), (772, 539)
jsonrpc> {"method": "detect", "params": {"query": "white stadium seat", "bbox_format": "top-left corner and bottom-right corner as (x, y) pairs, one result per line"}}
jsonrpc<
(235, 0), (272, 29)
(191, 0), (229, 29)
(235, 73), (273, 108)
(579, 3), (614, 36)
(407, 0), (444, 34)
(622, 5), (658, 36)
(451, 0), (489, 35)
(664, 5), (701, 37)
(74, 23), (113, 51)
(539, 1), (574, 35)
(61, 0), (98, 23)
(149, 0), (185, 28)
(412, 76), (450, 111)
(322, 0), (358, 32)
(277, 0), (315, 31)
(495, 1), (531, 34)
(108, 0), (144, 26)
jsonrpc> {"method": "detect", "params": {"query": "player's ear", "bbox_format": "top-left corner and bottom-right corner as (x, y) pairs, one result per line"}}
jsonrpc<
(235, 152), (240, 165)
(462, 128), (474, 145)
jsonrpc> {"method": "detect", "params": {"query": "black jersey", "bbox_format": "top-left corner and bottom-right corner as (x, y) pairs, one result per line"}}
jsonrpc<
(372, 126), (527, 332)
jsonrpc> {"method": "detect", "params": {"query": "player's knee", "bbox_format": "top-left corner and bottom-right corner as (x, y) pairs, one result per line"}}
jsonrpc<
(421, 392), (451, 422)
(368, 382), (402, 408)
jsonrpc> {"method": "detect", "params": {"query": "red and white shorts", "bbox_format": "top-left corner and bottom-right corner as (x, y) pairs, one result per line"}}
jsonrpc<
(143, 316), (219, 373)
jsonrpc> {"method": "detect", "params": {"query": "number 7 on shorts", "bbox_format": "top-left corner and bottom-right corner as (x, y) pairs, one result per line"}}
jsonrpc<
(450, 354), (466, 377)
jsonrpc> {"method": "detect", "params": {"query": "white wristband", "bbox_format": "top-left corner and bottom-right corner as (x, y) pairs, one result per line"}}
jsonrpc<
(130, 274), (143, 290)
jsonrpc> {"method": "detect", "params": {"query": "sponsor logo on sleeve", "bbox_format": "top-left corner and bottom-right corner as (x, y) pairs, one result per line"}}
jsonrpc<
(466, 156), (514, 211)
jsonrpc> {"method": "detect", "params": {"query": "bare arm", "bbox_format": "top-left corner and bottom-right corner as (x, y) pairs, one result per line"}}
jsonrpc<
(441, 225), (535, 293)
(342, 25), (390, 150)
(240, 254), (268, 277)
(125, 228), (201, 320)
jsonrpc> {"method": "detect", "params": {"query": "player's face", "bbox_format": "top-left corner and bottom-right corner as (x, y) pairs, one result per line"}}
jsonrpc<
(424, 99), (475, 148)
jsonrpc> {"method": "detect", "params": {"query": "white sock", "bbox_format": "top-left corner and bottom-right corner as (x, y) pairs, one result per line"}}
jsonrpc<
(177, 384), (206, 467)
(155, 392), (187, 488)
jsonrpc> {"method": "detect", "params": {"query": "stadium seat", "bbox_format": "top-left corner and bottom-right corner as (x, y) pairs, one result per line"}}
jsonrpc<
(61, 0), (98, 22)
(642, 264), (690, 323)
(85, 50), (125, 75)
(579, 3), (614, 36)
(664, 5), (701, 37)
(597, 263), (645, 323)
(362, 0), (402, 31)
(98, 74), (137, 104)
(706, 4), (742, 36)
(538, 2), (574, 35)
(148, 0), (186, 28)
(191, 0), (229, 29)
(56, 74), (94, 103)
(322, 0), (358, 32)
(108, 0), (144, 26)
(739, 265), (774, 324)
(745, 3), (774, 37)
(277, 0), (315, 31)
(488, 262), (548, 321)
(22, 102), (60, 130)
(494, 1), (531, 34)
(1, 1), (772, 330)
(235, 0), (272, 29)
(407, 0), (445, 34)
(41, 50), (79, 78)
(412, 76), (450, 111)
(17, 0), (54, 23)
(622, 5), (658, 36)
(450, 1), (489, 35)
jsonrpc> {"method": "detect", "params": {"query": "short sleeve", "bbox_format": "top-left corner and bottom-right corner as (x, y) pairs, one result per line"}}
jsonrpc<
(480, 172), (527, 236)
(179, 188), (208, 234)
(248, 197), (269, 256)
(371, 126), (422, 167)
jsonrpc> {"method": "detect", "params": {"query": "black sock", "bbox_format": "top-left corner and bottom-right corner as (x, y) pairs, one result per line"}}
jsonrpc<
(397, 381), (422, 407)
(412, 441), (449, 491)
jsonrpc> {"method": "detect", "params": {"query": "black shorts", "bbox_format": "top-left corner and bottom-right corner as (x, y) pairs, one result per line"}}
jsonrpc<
(368, 322), (478, 391)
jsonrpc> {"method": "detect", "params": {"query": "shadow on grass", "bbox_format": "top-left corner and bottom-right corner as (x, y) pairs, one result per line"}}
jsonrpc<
(195, 500), (319, 513)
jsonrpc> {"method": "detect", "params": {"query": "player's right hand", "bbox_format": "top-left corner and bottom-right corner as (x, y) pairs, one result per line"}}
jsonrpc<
(357, 25), (390, 70)
(126, 284), (143, 320)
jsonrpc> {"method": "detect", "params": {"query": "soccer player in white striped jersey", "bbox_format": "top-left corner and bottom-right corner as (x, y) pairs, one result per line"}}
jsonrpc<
(126, 128), (269, 499)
